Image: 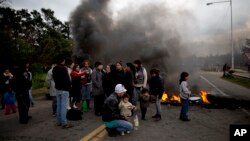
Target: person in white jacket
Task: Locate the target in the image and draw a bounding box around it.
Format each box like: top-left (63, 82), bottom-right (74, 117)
top-left (133, 60), bottom-right (147, 106)
top-left (179, 72), bottom-right (191, 121)
top-left (45, 64), bottom-right (57, 116)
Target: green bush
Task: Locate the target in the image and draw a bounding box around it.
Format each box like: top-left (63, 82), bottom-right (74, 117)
top-left (32, 63), bottom-right (43, 75)
top-left (32, 73), bottom-right (46, 89)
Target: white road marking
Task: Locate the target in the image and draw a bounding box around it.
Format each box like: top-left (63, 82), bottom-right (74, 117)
top-left (200, 75), bottom-right (229, 96)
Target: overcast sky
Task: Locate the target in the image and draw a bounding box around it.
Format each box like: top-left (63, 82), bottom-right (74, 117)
top-left (10, 0), bottom-right (250, 56)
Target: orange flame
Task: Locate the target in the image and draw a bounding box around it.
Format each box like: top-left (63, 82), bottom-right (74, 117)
top-left (200, 90), bottom-right (210, 104)
top-left (161, 91), bottom-right (168, 102)
top-left (170, 94), bottom-right (181, 103)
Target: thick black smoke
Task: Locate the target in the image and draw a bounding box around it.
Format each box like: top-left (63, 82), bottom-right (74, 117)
top-left (70, 0), bottom-right (190, 73)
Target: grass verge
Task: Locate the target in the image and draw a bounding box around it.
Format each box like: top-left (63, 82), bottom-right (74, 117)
top-left (222, 75), bottom-right (250, 89)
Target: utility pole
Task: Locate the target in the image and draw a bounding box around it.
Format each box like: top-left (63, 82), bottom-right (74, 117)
top-left (207, 0), bottom-right (234, 69)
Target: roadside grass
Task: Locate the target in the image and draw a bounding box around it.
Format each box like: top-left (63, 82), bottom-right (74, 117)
top-left (32, 73), bottom-right (46, 89)
top-left (222, 75), bottom-right (250, 89)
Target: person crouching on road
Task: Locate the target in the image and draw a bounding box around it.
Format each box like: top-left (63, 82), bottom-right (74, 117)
top-left (102, 84), bottom-right (133, 136)
top-left (179, 72), bottom-right (191, 121)
top-left (119, 93), bottom-right (135, 119)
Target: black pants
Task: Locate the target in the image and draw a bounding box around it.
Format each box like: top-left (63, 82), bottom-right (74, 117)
top-left (94, 95), bottom-right (105, 114)
top-left (140, 107), bottom-right (147, 119)
top-left (17, 97), bottom-right (30, 124)
top-left (1, 92), bottom-right (5, 109)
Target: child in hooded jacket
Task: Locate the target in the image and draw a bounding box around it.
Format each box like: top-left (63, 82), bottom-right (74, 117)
top-left (119, 94), bottom-right (135, 118)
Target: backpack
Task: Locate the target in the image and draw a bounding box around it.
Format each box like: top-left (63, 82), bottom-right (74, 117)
top-left (66, 109), bottom-right (82, 120)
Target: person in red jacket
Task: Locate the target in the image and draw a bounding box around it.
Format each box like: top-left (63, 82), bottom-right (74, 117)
top-left (71, 64), bottom-right (85, 110)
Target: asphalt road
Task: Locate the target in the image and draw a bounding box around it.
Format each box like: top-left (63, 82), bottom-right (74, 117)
top-left (0, 71), bottom-right (249, 141)
top-left (0, 97), bottom-right (103, 141)
top-left (198, 71), bottom-right (250, 100)
top-left (103, 71), bottom-right (250, 141)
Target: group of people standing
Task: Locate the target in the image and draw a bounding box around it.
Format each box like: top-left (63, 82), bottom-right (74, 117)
top-left (45, 55), bottom-right (166, 130)
top-left (0, 54), bottom-right (192, 136)
top-left (0, 63), bottom-right (34, 124)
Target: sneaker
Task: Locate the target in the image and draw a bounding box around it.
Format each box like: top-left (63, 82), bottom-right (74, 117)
top-left (62, 124), bottom-right (74, 129)
top-left (126, 131), bottom-right (130, 134)
top-left (120, 132), bottom-right (125, 136)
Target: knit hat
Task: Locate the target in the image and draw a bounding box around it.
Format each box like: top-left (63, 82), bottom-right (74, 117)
top-left (115, 84), bottom-right (127, 93)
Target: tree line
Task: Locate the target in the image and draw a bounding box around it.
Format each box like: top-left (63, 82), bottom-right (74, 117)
top-left (0, 3), bottom-right (73, 71)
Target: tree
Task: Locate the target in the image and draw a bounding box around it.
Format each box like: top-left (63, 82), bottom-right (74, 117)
top-left (0, 6), bottom-right (73, 69)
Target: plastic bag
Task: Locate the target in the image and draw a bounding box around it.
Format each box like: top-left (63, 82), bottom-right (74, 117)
top-left (134, 114), bottom-right (139, 130)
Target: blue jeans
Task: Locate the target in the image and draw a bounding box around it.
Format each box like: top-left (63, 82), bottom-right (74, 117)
top-left (180, 98), bottom-right (189, 119)
top-left (28, 89), bottom-right (34, 104)
top-left (155, 95), bottom-right (162, 115)
top-left (132, 87), bottom-right (141, 106)
top-left (105, 120), bottom-right (133, 132)
top-left (51, 96), bottom-right (57, 114)
top-left (82, 84), bottom-right (91, 100)
top-left (56, 90), bottom-right (69, 126)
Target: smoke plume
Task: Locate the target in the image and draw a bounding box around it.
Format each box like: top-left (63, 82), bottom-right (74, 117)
top-left (70, 0), bottom-right (193, 73)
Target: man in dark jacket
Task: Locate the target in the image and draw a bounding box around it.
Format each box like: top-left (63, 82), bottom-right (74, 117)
top-left (14, 65), bottom-right (32, 124)
top-left (149, 68), bottom-right (164, 121)
top-left (52, 56), bottom-right (72, 129)
top-left (102, 84), bottom-right (133, 136)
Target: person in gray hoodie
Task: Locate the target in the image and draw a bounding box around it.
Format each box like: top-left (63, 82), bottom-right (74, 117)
top-left (91, 61), bottom-right (105, 116)
top-left (179, 72), bottom-right (191, 121)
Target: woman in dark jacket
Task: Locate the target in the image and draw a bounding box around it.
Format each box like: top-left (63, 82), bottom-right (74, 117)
top-left (92, 61), bottom-right (105, 116)
top-left (149, 68), bottom-right (164, 121)
top-left (114, 62), bottom-right (125, 86)
top-left (103, 64), bottom-right (116, 97)
top-left (124, 63), bottom-right (135, 103)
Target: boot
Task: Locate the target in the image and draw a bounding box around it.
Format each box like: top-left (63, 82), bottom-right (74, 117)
top-left (106, 127), bottom-right (117, 137)
top-left (87, 100), bottom-right (91, 109)
top-left (155, 115), bottom-right (161, 121)
top-left (152, 114), bottom-right (158, 118)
